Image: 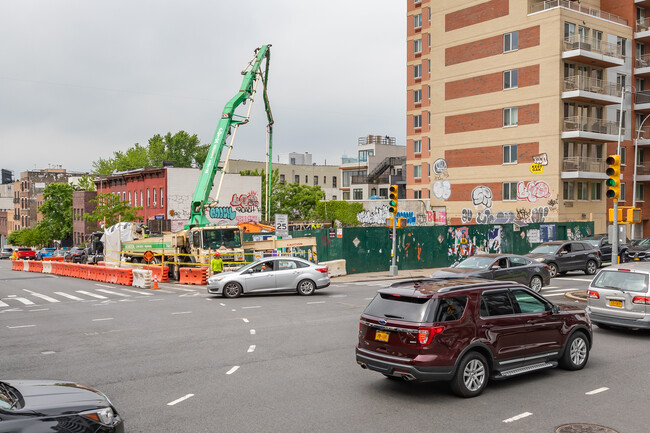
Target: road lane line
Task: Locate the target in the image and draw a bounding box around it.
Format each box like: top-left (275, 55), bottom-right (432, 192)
top-left (24, 290), bottom-right (60, 303)
top-left (55, 292), bottom-right (85, 301)
top-left (76, 291), bottom-right (108, 299)
top-left (7, 296), bottom-right (35, 305)
top-left (92, 318), bottom-right (114, 322)
top-left (242, 318), bottom-right (249, 323)
top-left (7, 325), bottom-right (36, 329)
top-left (248, 345), bottom-right (256, 353)
top-left (95, 284), bottom-right (115, 289)
top-left (226, 366), bottom-right (240, 375)
top-left (586, 387), bottom-right (609, 395)
top-left (242, 306), bottom-right (261, 309)
top-left (544, 288), bottom-right (571, 293)
top-left (172, 311), bottom-right (192, 315)
top-left (96, 289), bottom-right (130, 297)
top-left (503, 412), bottom-right (533, 423)
top-left (556, 277), bottom-right (593, 282)
top-left (121, 289), bottom-right (153, 296)
top-left (167, 394), bottom-right (194, 406)
top-left (28, 308), bottom-right (49, 312)
top-left (0, 300), bottom-right (9, 307)
top-left (543, 286), bottom-right (560, 289)
top-left (220, 303), bottom-right (226, 306)
top-left (250, 329), bottom-right (256, 335)
top-left (307, 301), bottom-right (325, 304)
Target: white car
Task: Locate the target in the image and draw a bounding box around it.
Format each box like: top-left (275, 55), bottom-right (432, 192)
top-left (207, 256), bottom-right (330, 298)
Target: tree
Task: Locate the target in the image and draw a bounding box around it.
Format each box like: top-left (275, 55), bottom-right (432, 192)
top-left (273, 183), bottom-right (325, 220)
top-left (83, 193), bottom-right (142, 228)
top-left (38, 183), bottom-right (75, 241)
top-left (7, 225), bottom-right (49, 247)
top-left (313, 201), bottom-right (364, 226)
top-left (76, 174), bottom-right (96, 191)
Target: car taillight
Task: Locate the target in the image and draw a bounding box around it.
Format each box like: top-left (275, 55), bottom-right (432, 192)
top-left (418, 326), bottom-right (445, 345)
top-left (588, 290), bottom-right (600, 299)
top-left (545, 265), bottom-right (550, 270)
top-left (315, 267), bottom-right (329, 274)
top-left (633, 296), bottom-right (650, 305)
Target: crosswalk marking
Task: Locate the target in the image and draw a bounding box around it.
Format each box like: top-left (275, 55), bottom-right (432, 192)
top-left (76, 290), bottom-right (108, 299)
top-left (0, 300), bottom-right (9, 307)
top-left (24, 290), bottom-right (60, 303)
top-left (96, 289), bottom-right (130, 297)
top-left (7, 296), bottom-right (34, 305)
top-left (121, 288), bottom-right (153, 296)
top-left (54, 292), bottom-right (85, 301)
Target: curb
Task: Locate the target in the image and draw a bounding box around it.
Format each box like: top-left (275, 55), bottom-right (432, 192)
top-left (565, 290), bottom-right (588, 302)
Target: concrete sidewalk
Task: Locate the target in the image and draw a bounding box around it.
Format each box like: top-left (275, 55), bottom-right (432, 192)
top-left (331, 268), bottom-right (438, 283)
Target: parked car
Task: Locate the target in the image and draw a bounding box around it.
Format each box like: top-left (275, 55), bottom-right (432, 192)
top-left (430, 254), bottom-right (551, 292)
top-left (525, 240), bottom-right (601, 277)
top-left (207, 256), bottom-right (330, 298)
top-left (586, 262), bottom-right (650, 330)
top-left (583, 234), bottom-right (629, 263)
top-left (355, 278), bottom-right (592, 397)
top-left (624, 237), bottom-right (650, 262)
top-left (64, 247), bottom-right (87, 263)
top-left (15, 247), bottom-right (36, 260)
top-left (0, 379), bottom-right (124, 432)
top-left (0, 247), bottom-right (13, 259)
top-left (36, 247), bottom-right (56, 260)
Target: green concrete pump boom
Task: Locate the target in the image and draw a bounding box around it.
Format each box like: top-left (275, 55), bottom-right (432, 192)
top-left (187, 44), bottom-right (273, 228)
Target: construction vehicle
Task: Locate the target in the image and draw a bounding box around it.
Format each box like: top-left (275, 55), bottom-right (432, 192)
top-left (238, 221), bottom-right (275, 233)
top-left (84, 232), bottom-right (104, 264)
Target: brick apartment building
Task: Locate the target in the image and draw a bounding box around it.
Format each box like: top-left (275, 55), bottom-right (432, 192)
top-left (412, 0), bottom-right (650, 235)
top-left (72, 190), bottom-right (99, 246)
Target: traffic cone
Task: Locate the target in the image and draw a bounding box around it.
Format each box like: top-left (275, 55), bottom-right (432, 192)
top-left (152, 274), bottom-right (159, 290)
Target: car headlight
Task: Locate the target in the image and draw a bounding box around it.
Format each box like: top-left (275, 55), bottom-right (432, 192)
top-left (81, 407), bottom-right (115, 426)
top-left (535, 257), bottom-right (546, 262)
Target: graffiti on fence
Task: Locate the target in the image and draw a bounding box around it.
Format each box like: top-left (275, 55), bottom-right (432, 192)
top-left (448, 226), bottom-right (476, 261)
top-left (487, 226), bottom-right (502, 253)
top-left (357, 205), bottom-right (390, 225)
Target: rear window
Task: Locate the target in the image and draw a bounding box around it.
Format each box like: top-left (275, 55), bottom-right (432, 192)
top-left (364, 293), bottom-right (432, 323)
top-left (592, 270), bottom-right (649, 293)
top-left (18, 248), bottom-right (31, 252)
top-left (434, 297), bottom-right (467, 322)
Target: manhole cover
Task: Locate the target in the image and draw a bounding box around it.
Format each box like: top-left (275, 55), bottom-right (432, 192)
top-left (556, 424), bottom-right (619, 433)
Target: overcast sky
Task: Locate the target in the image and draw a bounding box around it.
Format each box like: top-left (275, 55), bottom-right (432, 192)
top-left (0, 1), bottom-right (406, 177)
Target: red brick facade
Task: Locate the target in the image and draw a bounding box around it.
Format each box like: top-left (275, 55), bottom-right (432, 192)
top-left (447, 182), bottom-right (503, 202)
top-left (445, 26), bottom-right (540, 66)
top-left (445, 103), bottom-right (539, 134)
top-left (445, 142), bottom-right (540, 168)
top-left (445, 0), bottom-right (509, 32)
top-left (445, 65), bottom-right (539, 100)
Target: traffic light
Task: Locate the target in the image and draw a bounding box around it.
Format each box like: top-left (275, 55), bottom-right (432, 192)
top-left (627, 208), bottom-right (642, 223)
top-left (388, 185), bottom-right (398, 215)
top-left (605, 154), bottom-right (621, 200)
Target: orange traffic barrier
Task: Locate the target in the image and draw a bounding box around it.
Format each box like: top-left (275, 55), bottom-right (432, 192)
top-left (12, 260), bottom-right (24, 271)
top-left (143, 265), bottom-right (169, 283)
top-left (43, 256), bottom-right (64, 262)
top-left (29, 261), bottom-right (43, 273)
top-left (179, 267), bottom-right (208, 285)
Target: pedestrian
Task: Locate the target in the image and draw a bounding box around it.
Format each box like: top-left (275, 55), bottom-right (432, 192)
top-left (211, 252), bottom-right (223, 276)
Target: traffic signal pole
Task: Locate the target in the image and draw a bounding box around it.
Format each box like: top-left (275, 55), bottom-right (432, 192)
top-left (389, 184), bottom-right (398, 276)
top-left (612, 89), bottom-right (625, 265)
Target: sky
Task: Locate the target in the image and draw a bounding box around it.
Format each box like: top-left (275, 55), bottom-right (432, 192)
top-left (0, 0), bottom-right (406, 177)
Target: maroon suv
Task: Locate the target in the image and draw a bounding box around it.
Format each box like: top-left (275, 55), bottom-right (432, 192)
top-left (356, 278), bottom-right (592, 397)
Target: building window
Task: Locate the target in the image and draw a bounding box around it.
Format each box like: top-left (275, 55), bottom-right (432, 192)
top-left (503, 144), bottom-right (518, 164)
top-left (332, 195), bottom-right (337, 200)
top-left (147, 189), bottom-right (151, 207)
top-left (324, 176), bottom-right (327, 185)
top-left (414, 139), bottom-right (422, 154)
top-left (414, 190), bottom-right (422, 199)
top-left (414, 89), bottom-right (422, 104)
top-left (414, 165), bottom-right (422, 178)
top-left (503, 182), bottom-right (517, 201)
top-left (577, 182), bottom-right (588, 200)
top-left (414, 13), bottom-right (422, 29)
top-left (503, 31), bottom-right (519, 52)
top-left (153, 188), bottom-right (157, 206)
top-left (295, 175), bottom-right (300, 184)
top-left (414, 114), bottom-right (422, 129)
top-left (617, 36), bottom-right (627, 56)
top-left (332, 176), bottom-right (337, 187)
top-left (279, 174), bottom-right (285, 184)
top-left (353, 189), bottom-right (363, 200)
top-left (305, 175), bottom-right (308, 183)
top-left (503, 107), bottom-right (518, 127)
top-left (503, 69), bottom-right (518, 89)
top-left (140, 190), bottom-right (143, 207)
top-left (636, 183), bottom-right (645, 202)
top-left (621, 147), bottom-right (627, 166)
top-left (591, 182), bottom-right (602, 200)
top-left (371, 188), bottom-right (377, 196)
top-left (414, 39), bottom-right (422, 54)
top-left (160, 188), bottom-right (164, 207)
top-left (621, 183), bottom-right (626, 201)
top-left (314, 176), bottom-right (318, 185)
top-left (563, 181), bottom-right (574, 200)
top-left (414, 64), bottom-right (422, 79)
top-left (359, 150), bottom-right (374, 162)
top-left (343, 191), bottom-right (350, 200)
top-left (129, 191), bottom-right (132, 205)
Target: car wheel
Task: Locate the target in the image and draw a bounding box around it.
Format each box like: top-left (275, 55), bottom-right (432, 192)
top-left (529, 275), bottom-right (543, 293)
top-left (297, 279), bottom-right (316, 296)
top-left (548, 263), bottom-right (558, 278)
top-left (450, 352), bottom-right (489, 398)
top-left (560, 332), bottom-right (589, 371)
top-left (222, 282), bottom-right (242, 298)
top-left (585, 260), bottom-right (598, 275)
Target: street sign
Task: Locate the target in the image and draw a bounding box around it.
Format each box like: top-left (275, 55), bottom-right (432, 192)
top-left (154, 214), bottom-right (164, 220)
top-left (275, 214), bottom-right (289, 237)
top-left (143, 250), bottom-right (155, 263)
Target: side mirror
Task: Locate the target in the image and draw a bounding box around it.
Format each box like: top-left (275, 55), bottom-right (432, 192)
top-left (491, 265), bottom-right (501, 270)
top-left (558, 251), bottom-right (566, 255)
top-left (551, 304), bottom-right (559, 314)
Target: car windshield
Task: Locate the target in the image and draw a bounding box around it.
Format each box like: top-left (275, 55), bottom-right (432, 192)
top-left (636, 238), bottom-right (650, 246)
top-left (202, 228), bottom-right (241, 249)
top-left (530, 244), bottom-right (560, 254)
top-left (592, 270), bottom-right (649, 293)
top-left (455, 256), bottom-right (495, 269)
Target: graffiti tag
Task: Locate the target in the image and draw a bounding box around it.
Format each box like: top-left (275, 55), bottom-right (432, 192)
top-left (472, 186), bottom-right (493, 208)
top-left (532, 153), bottom-right (548, 166)
top-left (209, 206), bottom-right (237, 220)
top-left (432, 180), bottom-right (451, 200)
top-left (461, 208), bottom-right (473, 224)
top-left (432, 158), bottom-right (449, 179)
top-left (517, 181), bottom-right (551, 203)
top-left (396, 211), bottom-right (416, 226)
top-left (357, 205), bottom-right (390, 225)
top-left (230, 191), bottom-right (260, 213)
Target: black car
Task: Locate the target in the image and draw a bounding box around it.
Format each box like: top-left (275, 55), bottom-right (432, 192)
top-left (525, 240), bottom-right (601, 277)
top-left (64, 247), bottom-right (87, 263)
top-left (624, 237), bottom-right (650, 262)
top-left (583, 234), bottom-right (629, 263)
top-left (430, 254), bottom-right (551, 292)
top-left (0, 379), bottom-right (124, 432)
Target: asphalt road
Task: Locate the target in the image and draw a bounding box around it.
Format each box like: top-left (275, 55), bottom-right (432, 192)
top-left (2, 261), bottom-right (648, 433)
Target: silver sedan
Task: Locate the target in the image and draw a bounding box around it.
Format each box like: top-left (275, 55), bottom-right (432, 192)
top-left (207, 257), bottom-right (331, 298)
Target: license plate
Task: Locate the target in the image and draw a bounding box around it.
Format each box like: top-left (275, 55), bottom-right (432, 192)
top-left (375, 330), bottom-right (390, 342)
top-left (635, 258), bottom-right (640, 261)
top-left (609, 300), bottom-right (623, 308)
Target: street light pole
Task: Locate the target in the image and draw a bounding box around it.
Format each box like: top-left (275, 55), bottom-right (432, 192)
top-left (632, 114), bottom-right (650, 240)
top-left (612, 88), bottom-right (627, 265)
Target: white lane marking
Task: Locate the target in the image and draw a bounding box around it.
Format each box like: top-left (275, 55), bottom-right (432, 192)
top-left (242, 318), bottom-right (249, 323)
top-left (248, 345), bottom-right (256, 353)
top-left (167, 394), bottom-right (194, 406)
top-left (556, 277), bottom-right (593, 282)
top-left (307, 301), bottom-right (325, 304)
top-left (7, 325), bottom-right (36, 329)
top-left (95, 284), bottom-right (115, 289)
top-left (328, 294), bottom-right (347, 298)
top-left (121, 289), bottom-right (153, 296)
top-left (154, 289), bottom-right (174, 293)
top-left (242, 306), bottom-right (261, 309)
top-left (543, 286), bottom-right (560, 289)
top-left (7, 296), bottom-right (35, 305)
top-left (544, 293), bottom-right (566, 297)
top-left (220, 303), bottom-right (226, 306)
top-left (503, 412), bottom-right (533, 423)
top-left (29, 308), bottom-right (49, 312)
top-left (55, 292), bottom-right (85, 301)
top-left (41, 351), bottom-right (56, 355)
top-left (92, 318), bottom-right (114, 322)
top-left (231, 309), bottom-right (236, 312)
top-left (149, 298), bottom-right (165, 302)
top-left (586, 387), bottom-right (609, 395)
top-left (0, 300), bottom-right (9, 307)
top-left (0, 308), bottom-right (23, 313)
top-left (24, 290), bottom-right (60, 303)
top-left (166, 287), bottom-right (197, 292)
top-left (76, 291), bottom-right (108, 299)
top-left (544, 288), bottom-right (570, 293)
top-left (365, 297), bottom-right (374, 300)
top-left (226, 366), bottom-right (240, 375)
top-left (250, 329), bottom-right (256, 335)
top-left (96, 289), bottom-right (130, 297)
top-left (172, 311), bottom-right (192, 315)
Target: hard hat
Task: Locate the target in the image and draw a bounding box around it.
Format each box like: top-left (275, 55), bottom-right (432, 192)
top-left (215, 252), bottom-right (220, 257)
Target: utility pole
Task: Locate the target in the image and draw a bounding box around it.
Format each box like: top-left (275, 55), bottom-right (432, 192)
top-left (388, 184), bottom-right (398, 276)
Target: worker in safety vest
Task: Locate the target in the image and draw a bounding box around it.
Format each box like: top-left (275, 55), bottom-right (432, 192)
top-left (210, 252), bottom-right (223, 275)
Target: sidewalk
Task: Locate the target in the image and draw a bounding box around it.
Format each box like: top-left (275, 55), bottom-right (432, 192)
top-left (331, 268), bottom-right (439, 283)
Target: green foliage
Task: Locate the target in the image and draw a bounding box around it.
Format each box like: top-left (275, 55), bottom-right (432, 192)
top-left (273, 183), bottom-right (325, 220)
top-left (75, 174), bottom-right (96, 191)
top-left (91, 131), bottom-right (209, 174)
top-left (313, 201), bottom-right (363, 226)
top-left (7, 224), bottom-right (49, 247)
top-left (38, 183), bottom-right (75, 241)
top-left (83, 193), bottom-right (142, 228)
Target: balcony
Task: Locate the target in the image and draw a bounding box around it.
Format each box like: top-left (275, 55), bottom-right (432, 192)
top-left (635, 90), bottom-right (650, 113)
top-left (637, 0), bottom-right (650, 8)
top-left (351, 174), bottom-right (391, 185)
top-left (637, 17), bottom-right (650, 43)
top-left (562, 75), bottom-right (621, 105)
top-left (635, 161), bottom-right (650, 181)
top-left (530, 1), bottom-right (628, 26)
top-left (562, 36), bottom-right (625, 68)
top-left (561, 157), bottom-right (608, 180)
top-left (637, 126), bottom-right (650, 146)
top-left (562, 116), bottom-right (622, 141)
top-left (635, 54), bottom-right (650, 79)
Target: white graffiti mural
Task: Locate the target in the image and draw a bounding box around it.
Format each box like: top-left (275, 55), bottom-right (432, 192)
top-left (432, 158), bottom-right (449, 179)
top-left (471, 186), bottom-right (493, 208)
top-left (532, 153), bottom-right (548, 166)
top-left (432, 180), bottom-right (451, 200)
top-left (357, 205), bottom-right (391, 225)
top-left (517, 180), bottom-right (551, 203)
